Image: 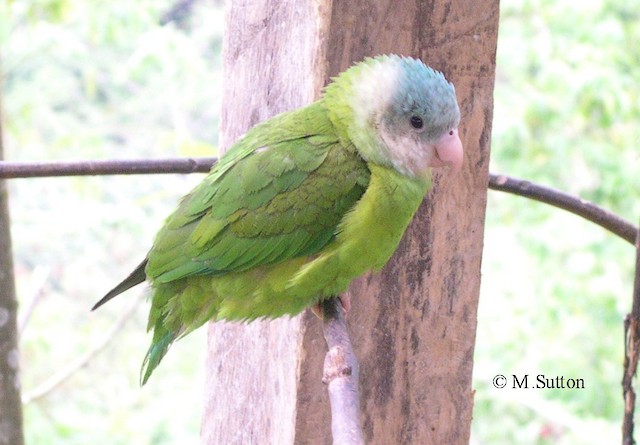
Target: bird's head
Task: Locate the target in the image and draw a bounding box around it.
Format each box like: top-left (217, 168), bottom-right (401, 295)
top-left (326, 55), bottom-right (463, 180)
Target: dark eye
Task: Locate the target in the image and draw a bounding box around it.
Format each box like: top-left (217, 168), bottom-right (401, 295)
top-left (410, 115), bottom-right (424, 130)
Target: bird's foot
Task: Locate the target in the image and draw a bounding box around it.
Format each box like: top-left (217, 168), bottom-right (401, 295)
top-left (310, 295), bottom-right (351, 320)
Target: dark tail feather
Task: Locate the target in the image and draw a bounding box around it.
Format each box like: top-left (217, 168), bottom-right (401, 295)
top-left (92, 259), bottom-right (148, 310)
top-left (141, 330), bottom-right (177, 385)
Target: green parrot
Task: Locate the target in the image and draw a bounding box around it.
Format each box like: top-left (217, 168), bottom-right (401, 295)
top-left (93, 54), bottom-right (463, 384)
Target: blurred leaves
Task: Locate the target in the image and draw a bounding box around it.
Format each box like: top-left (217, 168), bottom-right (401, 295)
top-left (3, 0), bottom-right (222, 160)
top-left (474, 0), bottom-right (640, 443)
top-left (3, 0), bottom-right (221, 443)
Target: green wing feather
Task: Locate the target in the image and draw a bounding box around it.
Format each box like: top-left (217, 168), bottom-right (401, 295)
top-left (140, 101), bottom-right (370, 383)
top-left (146, 102), bottom-right (368, 282)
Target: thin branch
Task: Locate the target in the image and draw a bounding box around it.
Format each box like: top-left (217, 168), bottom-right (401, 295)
top-left (17, 265), bottom-right (50, 337)
top-left (0, 158), bottom-right (217, 178)
top-left (2, 160), bottom-right (637, 245)
top-left (321, 297), bottom-right (364, 445)
top-left (622, 222), bottom-right (640, 445)
top-left (489, 173), bottom-right (638, 245)
top-left (22, 293), bottom-right (142, 404)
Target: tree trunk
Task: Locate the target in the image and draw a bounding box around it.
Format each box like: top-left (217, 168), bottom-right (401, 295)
top-left (200, 2), bottom-right (328, 444)
top-left (201, 0), bottom-right (499, 443)
top-left (0, 74), bottom-right (25, 445)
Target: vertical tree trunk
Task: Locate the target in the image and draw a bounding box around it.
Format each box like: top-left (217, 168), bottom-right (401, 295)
top-left (200, 2), bottom-right (329, 444)
top-left (201, 0), bottom-right (499, 443)
top-left (0, 74), bottom-right (25, 445)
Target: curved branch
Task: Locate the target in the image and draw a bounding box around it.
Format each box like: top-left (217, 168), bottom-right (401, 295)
top-left (489, 173), bottom-right (638, 245)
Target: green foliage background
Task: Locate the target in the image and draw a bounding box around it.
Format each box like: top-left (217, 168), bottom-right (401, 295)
top-left (475, 0), bottom-right (639, 443)
top-left (2, 0), bottom-right (639, 443)
top-left (3, 0), bottom-right (222, 443)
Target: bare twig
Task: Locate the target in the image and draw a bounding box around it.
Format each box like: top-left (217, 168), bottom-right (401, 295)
top-left (622, 222), bottom-right (640, 445)
top-left (0, 158), bottom-right (217, 178)
top-left (489, 173), bottom-right (637, 245)
top-left (17, 265), bottom-right (50, 337)
top-left (22, 293), bottom-right (142, 404)
top-left (321, 298), bottom-right (364, 445)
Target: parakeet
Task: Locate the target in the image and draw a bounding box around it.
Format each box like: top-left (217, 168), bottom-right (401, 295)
top-left (93, 54), bottom-right (463, 384)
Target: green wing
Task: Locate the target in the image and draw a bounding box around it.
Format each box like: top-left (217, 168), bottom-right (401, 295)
top-left (139, 101), bottom-right (369, 383)
top-left (145, 101), bottom-right (370, 285)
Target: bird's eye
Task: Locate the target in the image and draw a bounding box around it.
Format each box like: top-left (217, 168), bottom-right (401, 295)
top-left (449, 130), bottom-right (454, 136)
top-left (410, 115), bottom-right (424, 130)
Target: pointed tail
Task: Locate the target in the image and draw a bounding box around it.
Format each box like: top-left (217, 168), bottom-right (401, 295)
top-left (92, 259), bottom-right (148, 310)
top-left (140, 328), bottom-right (178, 385)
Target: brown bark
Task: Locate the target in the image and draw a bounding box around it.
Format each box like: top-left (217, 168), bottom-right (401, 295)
top-left (0, 77), bottom-right (25, 445)
top-left (622, 222), bottom-right (640, 445)
top-left (201, 0), bottom-right (499, 444)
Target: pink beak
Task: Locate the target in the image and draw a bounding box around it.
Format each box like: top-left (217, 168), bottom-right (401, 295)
top-left (430, 128), bottom-right (464, 175)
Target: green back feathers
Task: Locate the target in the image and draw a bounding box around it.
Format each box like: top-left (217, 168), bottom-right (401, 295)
top-left (145, 102), bottom-right (370, 283)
